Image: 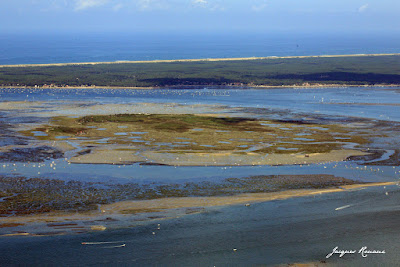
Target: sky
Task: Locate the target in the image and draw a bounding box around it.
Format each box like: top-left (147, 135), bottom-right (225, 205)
top-left (1, 0), bottom-right (399, 34)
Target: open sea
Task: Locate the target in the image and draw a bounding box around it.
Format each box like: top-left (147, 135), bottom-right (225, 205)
top-left (1, 32), bottom-right (400, 65)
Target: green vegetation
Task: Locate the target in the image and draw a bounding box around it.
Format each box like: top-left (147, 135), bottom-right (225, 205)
top-left (22, 114), bottom-right (372, 157)
top-left (78, 114), bottom-right (258, 132)
top-left (1, 55), bottom-right (400, 87)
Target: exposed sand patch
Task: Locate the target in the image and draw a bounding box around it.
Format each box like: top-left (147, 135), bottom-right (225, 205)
top-left (142, 149), bottom-right (368, 166)
top-left (53, 141), bottom-right (76, 152)
top-left (70, 148), bottom-right (144, 164)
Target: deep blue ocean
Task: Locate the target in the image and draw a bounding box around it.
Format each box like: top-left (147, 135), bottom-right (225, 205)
top-left (1, 32), bottom-right (400, 65)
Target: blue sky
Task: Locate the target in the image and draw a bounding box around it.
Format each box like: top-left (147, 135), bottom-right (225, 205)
top-left (1, 0), bottom-right (399, 33)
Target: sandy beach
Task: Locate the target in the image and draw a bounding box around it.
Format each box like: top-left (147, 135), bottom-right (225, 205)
top-left (1, 53), bottom-right (399, 69)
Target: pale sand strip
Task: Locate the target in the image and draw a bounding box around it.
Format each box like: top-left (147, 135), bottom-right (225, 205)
top-left (67, 149), bottom-right (367, 166)
top-left (1, 53), bottom-right (399, 68)
top-left (101, 182), bottom-right (396, 214)
top-left (141, 149), bottom-right (368, 166)
top-left (0, 182), bottom-right (395, 228)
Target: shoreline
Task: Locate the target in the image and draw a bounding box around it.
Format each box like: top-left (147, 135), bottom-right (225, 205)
top-left (1, 53), bottom-right (399, 68)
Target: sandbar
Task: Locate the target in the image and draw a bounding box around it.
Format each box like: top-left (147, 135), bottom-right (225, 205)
top-left (142, 149), bottom-right (368, 166)
top-left (0, 181), bottom-right (395, 236)
top-left (70, 148), bottom-right (144, 164)
top-left (1, 53), bottom-right (399, 68)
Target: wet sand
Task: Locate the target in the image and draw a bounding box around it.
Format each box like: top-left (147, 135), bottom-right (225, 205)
top-left (5, 102), bottom-right (373, 167)
top-left (69, 148), bottom-right (144, 164)
top-left (141, 149), bottom-right (368, 166)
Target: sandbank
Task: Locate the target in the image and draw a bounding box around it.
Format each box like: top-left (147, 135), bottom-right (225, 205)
top-left (141, 149), bottom-right (368, 166)
top-left (69, 148), bottom-right (144, 164)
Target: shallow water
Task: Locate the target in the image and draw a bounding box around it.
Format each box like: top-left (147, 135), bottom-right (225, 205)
top-left (1, 160), bottom-right (398, 185)
top-left (1, 86), bottom-right (400, 121)
top-left (0, 87), bottom-right (400, 184)
top-left (1, 87), bottom-right (400, 266)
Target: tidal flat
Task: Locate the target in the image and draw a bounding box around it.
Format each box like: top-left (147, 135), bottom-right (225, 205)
top-left (0, 87), bottom-right (400, 266)
top-left (21, 112), bottom-right (370, 166)
top-left (0, 174), bottom-right (395, 237)
top-left (0, 101), bottom-right (395, 222)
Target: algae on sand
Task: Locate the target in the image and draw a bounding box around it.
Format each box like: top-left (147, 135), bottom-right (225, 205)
top-left (21, 113), bottom-right (372, 166)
